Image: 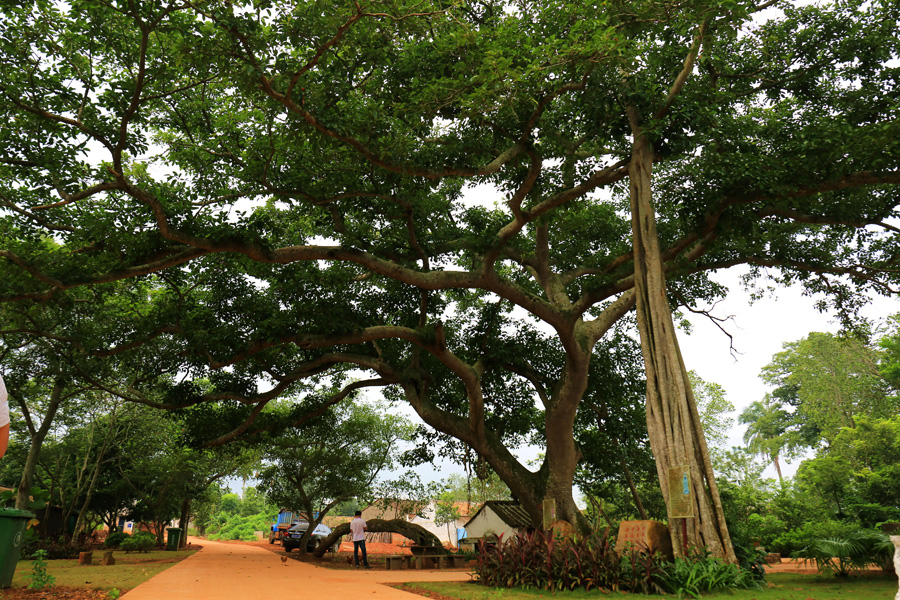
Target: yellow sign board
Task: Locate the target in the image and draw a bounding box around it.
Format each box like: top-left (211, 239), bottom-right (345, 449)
top-left (667, 465), bottom-right (694, 518)
top-left (542, 499), bottom-right (556, 530)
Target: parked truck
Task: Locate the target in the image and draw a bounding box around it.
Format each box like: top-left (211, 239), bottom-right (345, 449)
top-left (268, 509), bottom-right (302, 544)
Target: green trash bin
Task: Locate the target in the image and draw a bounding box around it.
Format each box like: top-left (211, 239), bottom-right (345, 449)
top-left (166, 527), bottom-right (182, 551)
top-left (0, 508), bottom-right (36, 588)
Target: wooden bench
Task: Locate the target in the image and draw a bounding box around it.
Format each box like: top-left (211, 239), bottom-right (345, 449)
top-left (410, 554), bottom-right (467, 569)
top-left (384, 555), bottom-right (413, 570)
top-left (412, 554), bottom-right (443, 569)
top-left (445, 555), bottom-right (467, 568)
top-left (402, 545), bottom-right (468, 570)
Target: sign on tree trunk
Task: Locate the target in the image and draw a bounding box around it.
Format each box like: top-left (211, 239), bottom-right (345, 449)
top-left (542, 499), bottom-right (556, 530)
top-left (667, 466), bottom-right (694, 518)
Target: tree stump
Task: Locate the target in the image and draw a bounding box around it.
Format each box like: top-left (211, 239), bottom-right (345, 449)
top-left (101, 550), bottom-right (115, 566)
top-left (78, 551), bottom-right (93, 566)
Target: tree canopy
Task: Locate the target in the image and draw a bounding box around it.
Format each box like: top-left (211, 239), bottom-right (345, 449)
top-left (761, 332), bottom-right (897, 445)
top-left (257, 399), bottom-right (410, 552)
top-left (2, 0), bottom-right (899, 558)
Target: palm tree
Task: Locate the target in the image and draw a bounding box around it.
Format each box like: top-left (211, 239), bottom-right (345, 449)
top-left (739, 395), bottom-right (799, 483)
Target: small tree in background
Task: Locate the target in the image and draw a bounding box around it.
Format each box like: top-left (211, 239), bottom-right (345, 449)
top-left (370, 471), bottom-right (434, 520)
top-left (441, 471), bottom-right (511, 505)
top-left (258, 400), bottom-right (412, 554)
top-left (762, 333), bottom-right (895, 445)
top-left (434, 495), bottom-right (462, 549)
top-left (739, 396), bottom-right (802, 483)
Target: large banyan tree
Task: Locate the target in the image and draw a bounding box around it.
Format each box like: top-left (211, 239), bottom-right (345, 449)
top-left (2, 0), bottom-right (899, 560)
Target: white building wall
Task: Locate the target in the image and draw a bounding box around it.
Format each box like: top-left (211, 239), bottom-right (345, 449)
top-left (464, 510), bottom-right (520, 540)
top-left (410, 505), bottom-right (469, 548)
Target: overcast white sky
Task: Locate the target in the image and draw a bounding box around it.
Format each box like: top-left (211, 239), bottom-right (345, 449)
top-left (679, 267), bottom-right (898, 478)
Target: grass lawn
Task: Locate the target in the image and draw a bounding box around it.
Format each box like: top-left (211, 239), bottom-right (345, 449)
top-left (398, 573), bottom-right (898, 600)
top-left (4, 549), bottom-right (197, 596)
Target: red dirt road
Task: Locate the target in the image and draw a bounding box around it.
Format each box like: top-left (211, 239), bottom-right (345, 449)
top-left (764, 557), bottom-right (891, 575)
top-left (122, 537), bottom-right (471, 600)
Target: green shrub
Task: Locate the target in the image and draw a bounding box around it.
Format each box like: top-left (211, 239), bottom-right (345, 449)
top-left (206, 513), bottom-right (271, 541)
top-left (473, 530), bottom-right (765, 596)
top-left (731, 540), bottom-right (768, 582)
top-left (744, 513), bottom-right (786, 550)
top-left (770, 519), bottom-right (858, 556)
top-left (23, 537), bottom-right (88, 560)
top-left (660, 550), bottom-right (760, 599)
top-left (794, 529), bottom-right (893, 577)
top-left (851, 503), bottom-right (900, 529)
top-left (121, 531), bottom-right (156, 553)
top-left (103, 532), bottom-right (131, 548)
top-left (455, 548), bottom-right (476, 561)
top-left (28, 549), bottom-right (55, 590)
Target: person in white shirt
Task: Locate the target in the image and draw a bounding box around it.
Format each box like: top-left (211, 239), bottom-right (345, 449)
top-left (349, 510), bottom-right (371, 569)
top-left (0, 374), bottom-right (9, 459)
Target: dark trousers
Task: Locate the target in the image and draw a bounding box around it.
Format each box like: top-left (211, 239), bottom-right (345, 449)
top-left (353, 540), bottom-right (368, 566)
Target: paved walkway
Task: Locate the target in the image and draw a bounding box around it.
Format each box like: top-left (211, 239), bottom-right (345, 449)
top-left (122, 538), bottom-right (471, 600)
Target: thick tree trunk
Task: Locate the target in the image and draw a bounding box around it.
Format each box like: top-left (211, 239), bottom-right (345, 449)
top-left (628, 128), bottom-right (737, 563)
top-left (154, 518), bottom-right (167, 547)
top-left (542, 354), bottom-right (591, 532)
top-left (16, 380), bottom-right (65, 510)
top-left (178, 499), bottom-right (191, 549)
top-left (403, 349), bottom-right (592, 534)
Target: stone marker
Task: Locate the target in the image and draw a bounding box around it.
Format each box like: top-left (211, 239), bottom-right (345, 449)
top-left (550, 519), bottom-right (576, 541)
top-left (78, 551), bottom-right (93, 566)
top-left (101, 550), bottom-right (115, 566)
top-left (891, 536), bottom-right (900, 600)
top-left (615, 521), bottom-right (674, 560)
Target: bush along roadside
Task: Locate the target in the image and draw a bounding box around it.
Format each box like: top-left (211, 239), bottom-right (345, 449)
top-left (103, 531), bottom-right (131, 549)
top-left (121, 531), bottom-right (157, 553)
top-left (473, 530), bottom-right (762, 596)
